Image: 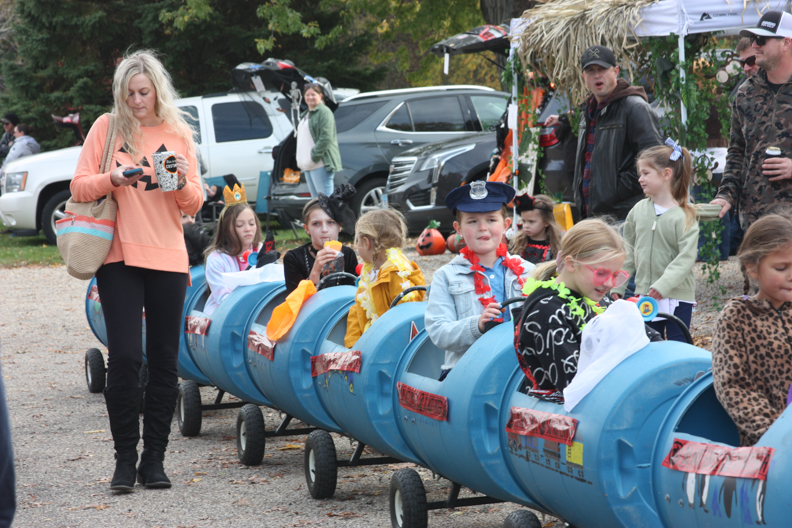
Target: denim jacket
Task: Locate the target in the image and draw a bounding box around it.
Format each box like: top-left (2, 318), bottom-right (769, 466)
top-left (425, 253), bottom-right (534, 369)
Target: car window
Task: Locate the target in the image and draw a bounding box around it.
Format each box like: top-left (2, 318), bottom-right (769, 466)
top-left (211, 101), bottom-right (273, 142)
top-left (180, 105), bottom-right (201, 144)
top-left (385, 103), bottom-right (413, 132)
top-left (407, 97), bottom-right (466, 132)
top-left (470, 96), bottom-right (507, 130)
top-left (335, 101), bottom-right (388, 133)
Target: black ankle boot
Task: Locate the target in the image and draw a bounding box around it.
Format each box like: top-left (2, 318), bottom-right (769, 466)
top-left (104, 389), bottom-right (141, 492)
top-left (111, 451), bottom-right (138, 491)
top-left (137, 449), bottom-right (171, 488)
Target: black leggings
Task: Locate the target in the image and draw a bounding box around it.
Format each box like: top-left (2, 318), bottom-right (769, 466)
top-left (96, 262), bottom-right (187, 393)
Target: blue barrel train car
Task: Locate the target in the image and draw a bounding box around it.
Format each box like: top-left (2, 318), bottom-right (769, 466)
top-left (83, 271), bottom-right (784, 528)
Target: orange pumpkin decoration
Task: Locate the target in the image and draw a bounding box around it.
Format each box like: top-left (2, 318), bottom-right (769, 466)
top-left (446, 233), bottom-right (466, 254)
top-left (416, 220), bottom-right (446, 256)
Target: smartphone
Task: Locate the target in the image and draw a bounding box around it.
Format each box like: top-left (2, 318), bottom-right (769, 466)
top-left (123, 168), bottom-right (143, 178)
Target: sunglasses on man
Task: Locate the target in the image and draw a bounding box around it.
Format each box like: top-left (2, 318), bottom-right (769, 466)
top-left (750, 35), bottom-right (784, 47)
top-left (737, 55), bottom-right (757, 66)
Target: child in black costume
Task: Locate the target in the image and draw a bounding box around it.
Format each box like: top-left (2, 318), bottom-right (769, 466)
top-left (510, 193), bottom-right (562, 265)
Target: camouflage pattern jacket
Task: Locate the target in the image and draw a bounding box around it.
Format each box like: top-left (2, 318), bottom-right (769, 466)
top-left (717, 69), bottom-right (792, 229)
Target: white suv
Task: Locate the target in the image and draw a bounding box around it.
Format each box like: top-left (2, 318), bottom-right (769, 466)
top-left (0, 90), bottom-right (294, 244)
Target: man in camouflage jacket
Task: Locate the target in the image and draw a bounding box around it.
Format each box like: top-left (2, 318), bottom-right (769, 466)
top-left (713, 11), bottom-right (792, 229)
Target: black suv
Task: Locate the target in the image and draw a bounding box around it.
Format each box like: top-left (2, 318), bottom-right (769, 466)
top-left (385, 91), bottom-right (576, 233)
top-left (270, 86), bottom-right (508, 223)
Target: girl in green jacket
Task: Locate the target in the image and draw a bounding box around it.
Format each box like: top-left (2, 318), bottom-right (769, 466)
top-left (611, 139), bottom-right (699, 341)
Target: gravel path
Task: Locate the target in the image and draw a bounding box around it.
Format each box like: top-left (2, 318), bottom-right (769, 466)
top-left (1, 253), bottom-right (744, 527)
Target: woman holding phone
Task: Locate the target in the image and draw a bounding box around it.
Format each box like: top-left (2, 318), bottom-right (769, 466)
top-left (71, 49), bottom-right (203, 492)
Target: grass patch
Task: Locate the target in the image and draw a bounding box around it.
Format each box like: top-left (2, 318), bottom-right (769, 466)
top-left (0, 218), bottom-right (312, 268)
top-left (0, 231), bottom-right (63, 268)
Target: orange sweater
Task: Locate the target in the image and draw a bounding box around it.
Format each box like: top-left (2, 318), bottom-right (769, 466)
top-left (71, 114), bottom-right (204, 274)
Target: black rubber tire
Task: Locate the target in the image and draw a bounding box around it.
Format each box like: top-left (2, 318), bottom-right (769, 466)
top-left (236, 404), bottom-right (266, 466)
top-left (351, 177), bottom-right (386, 218)
top-left (84, 348), bottom-right (106, 393)
top-left (176, 380), bottom-right (202, 437)
top-left (138, 363), bottom-right (148, 414)
top-left (42, 189), bottom-right (71, 245)
top-left (503, 510), bottom-right (543, 528)
top-left (389, 468), bottom-right (427, 528)
top-left (304, 430), bottom-right (337, 499)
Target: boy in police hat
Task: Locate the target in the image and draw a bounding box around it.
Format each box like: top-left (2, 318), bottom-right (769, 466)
top-left (425, 181), bottom-right (534, 380)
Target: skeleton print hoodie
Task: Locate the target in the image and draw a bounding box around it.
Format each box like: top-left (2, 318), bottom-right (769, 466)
top-left (515, 279), bottom-right (604, 401)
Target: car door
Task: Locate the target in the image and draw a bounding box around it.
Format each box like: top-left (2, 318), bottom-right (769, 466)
top-left (201, 95), bottom-right (280, 202)
top-left (373, 95), bottom-right (473, 163)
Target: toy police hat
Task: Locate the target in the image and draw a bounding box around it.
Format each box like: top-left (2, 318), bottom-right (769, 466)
top-left (740, 11), bottom-right (792, 39)
top-left (444, 181), bottom-right (516, 213)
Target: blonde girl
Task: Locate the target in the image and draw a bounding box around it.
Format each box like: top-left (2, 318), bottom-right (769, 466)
top-left (611, 139), bottom-right (701, 342)
top-left (344, 208), bottom-right (426, 347)
top-left (203, 201), bottom-right (262, 315)
top-left (713, 212), bottom-right (792, 446)
top-left (515, 219), bottom-right (628, 400)
top-left (511, 193), bottom-right (563, 264)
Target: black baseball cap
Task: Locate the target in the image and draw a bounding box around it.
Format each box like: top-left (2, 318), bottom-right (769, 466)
top-left (1, 112), bottom-right (18, 126)
top-left (581, 45), bottom-right (617, 70)
top-left (740, 11), bottom-right (792, 38)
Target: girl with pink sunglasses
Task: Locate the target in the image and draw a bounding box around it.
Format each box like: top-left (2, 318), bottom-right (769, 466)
top-left (515, 219), bottom-right (629, 402)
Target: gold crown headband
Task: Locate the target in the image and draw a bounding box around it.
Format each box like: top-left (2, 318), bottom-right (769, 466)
top-left (223, 184), bottom-right (247, 206)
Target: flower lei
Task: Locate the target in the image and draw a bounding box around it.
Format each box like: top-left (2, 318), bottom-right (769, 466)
top-left (356, 248), bottom-right (419, 332)
top-left (459, 244), bottom-right (526, 314)
top-left (521, 277), bottom-right (604, 330)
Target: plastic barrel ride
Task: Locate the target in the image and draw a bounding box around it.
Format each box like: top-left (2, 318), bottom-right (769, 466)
top-left (246, 286), bottom-right (356, 433)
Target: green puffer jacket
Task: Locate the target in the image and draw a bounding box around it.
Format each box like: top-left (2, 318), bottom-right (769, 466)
top-left (717, 69), bottom-right (792, 229)
top-left (306, 103), bottom-right (342, 173)
top-left (612, 199), bottom-right (721, 301)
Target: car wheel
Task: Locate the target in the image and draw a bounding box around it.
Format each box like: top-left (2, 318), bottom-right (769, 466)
top-left (352, 177), bottom-right (386, 216)
top-left (42, 190), bottom-right (71, 245)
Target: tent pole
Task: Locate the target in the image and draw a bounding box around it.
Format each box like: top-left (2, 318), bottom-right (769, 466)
top-left (511, 47), bottom-right (519, 226)
top-left (678, 33), bottom-right (688, 127)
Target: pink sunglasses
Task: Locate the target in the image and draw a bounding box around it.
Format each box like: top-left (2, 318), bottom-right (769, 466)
top-left (583, 264), bottom-right (630, 288)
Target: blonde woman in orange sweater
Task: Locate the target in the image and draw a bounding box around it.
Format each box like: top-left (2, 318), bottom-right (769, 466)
top-left (71, 50), bottom-right (203, 492)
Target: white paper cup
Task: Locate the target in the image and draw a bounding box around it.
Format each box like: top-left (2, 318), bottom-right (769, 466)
top-left (153, 151), bottom-right (178, 191)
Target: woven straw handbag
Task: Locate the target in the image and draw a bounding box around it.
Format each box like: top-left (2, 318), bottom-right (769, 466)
top-left (56, 113), bottom-right (118, 280)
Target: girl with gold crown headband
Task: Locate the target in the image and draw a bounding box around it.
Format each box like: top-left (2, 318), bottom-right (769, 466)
top-left (202, 182), bottom-right (264, 315)
top-left (343, 208), bottom-right (426, 348)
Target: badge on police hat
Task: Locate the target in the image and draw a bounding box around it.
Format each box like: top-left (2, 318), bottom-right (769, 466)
top-left (470, 180), bottom-right (488, 200)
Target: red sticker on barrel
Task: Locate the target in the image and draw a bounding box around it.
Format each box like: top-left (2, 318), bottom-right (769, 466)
top-left (505, 407), bottom-right (578, 446)
top-left (662, 438), bottom-right (774, 481)
top-left (185, 316), bottom-right (211, 336)
top-left (87, 285), bottom-right (101, 302)
top-left (247, 330), bottom-right (275, 361)
top-left (397, 382), bottom-right (448, 421)
top-left (310, 350), bottom-right (362, 377)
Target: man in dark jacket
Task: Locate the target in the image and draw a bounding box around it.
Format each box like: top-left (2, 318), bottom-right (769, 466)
top-left (0, 112), bottom-right (18, 160)
top-left (546, 46), bottom-right (662, 221)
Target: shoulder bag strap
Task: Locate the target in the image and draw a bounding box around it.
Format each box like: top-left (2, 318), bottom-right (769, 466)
top-left (99, 113), bottom-right (117, 200)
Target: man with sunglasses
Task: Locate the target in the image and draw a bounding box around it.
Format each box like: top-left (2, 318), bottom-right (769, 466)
top-left (729, 38), bottom-right (760, 101)
top-left (712, 11), bottom-right (792, 230)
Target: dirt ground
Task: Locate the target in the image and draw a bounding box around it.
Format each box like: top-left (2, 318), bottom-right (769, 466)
top-left (0, 252), bottom-right (744, 528)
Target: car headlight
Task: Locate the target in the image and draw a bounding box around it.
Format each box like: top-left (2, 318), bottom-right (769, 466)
top-left (418, 144), bottom-right (476, 173)
top-left (3, 171), bottom-right (27, 193)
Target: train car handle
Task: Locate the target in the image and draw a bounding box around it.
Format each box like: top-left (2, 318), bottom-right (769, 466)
top-left (500, 296), bottom-right (528, 309)
top-left (656, 312), bottom-right (694, 345)
top-left (317, 272), bottom-right (358, 291)
top-left (389, 286), bottom-right (428, 309)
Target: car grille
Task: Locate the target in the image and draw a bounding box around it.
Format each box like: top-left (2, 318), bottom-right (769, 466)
top-left (407, 189), bottom-right (432, 207)
top-left (387, 157), bottom-right (417, 193)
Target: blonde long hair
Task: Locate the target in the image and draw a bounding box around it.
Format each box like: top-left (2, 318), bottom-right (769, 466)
top-left (532, 218), bottom-right (624, 280)
top-left (636, 144), bottom-right (696, 230)
top-left (737, 211), bottom-right (792, 295)
top-left (112, 49), bottom-right (195, 164)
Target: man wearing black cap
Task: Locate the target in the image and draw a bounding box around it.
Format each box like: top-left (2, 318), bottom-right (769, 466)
top-left (712, 10), bottom-right (792, 230)
top-left (546, 45), bottom-right (661, 221)
top-left (0, 112), bottom-right (19, 159)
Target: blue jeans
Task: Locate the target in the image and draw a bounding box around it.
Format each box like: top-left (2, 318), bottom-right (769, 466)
top-left (304, 166), bottom-right (334, 198)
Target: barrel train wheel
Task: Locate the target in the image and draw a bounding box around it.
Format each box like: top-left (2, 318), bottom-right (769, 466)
top-left (237, 404), bottom-right (266, 466)
top-left (177, 380), bottom-right (202, 437)
top-left (84, 348), bottom-right (106, 393)
top-left (304, 429), bottom-right (337, 499)
top-left (389, 468), bottom-right (427, 528)
top-left (503, 510), bottom-right (542, 528)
